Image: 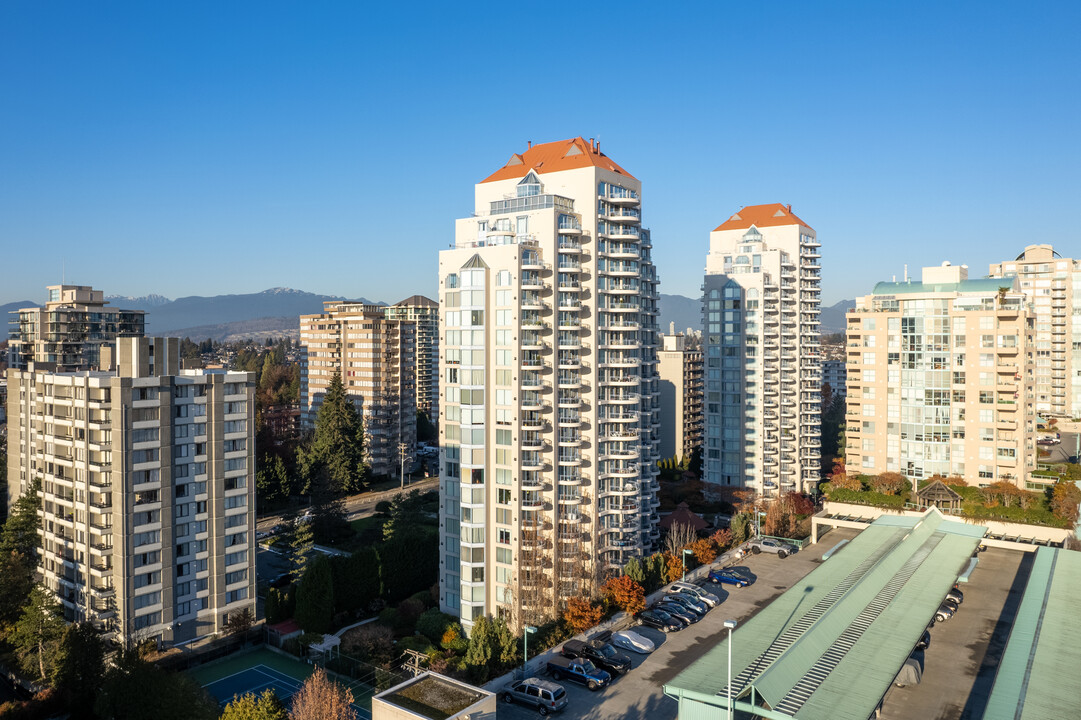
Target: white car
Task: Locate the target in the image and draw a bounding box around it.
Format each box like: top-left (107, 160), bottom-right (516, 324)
top-left (667, 581), bottom-right (721, 608)
top-left (611, 630), bottom-right (655, 654)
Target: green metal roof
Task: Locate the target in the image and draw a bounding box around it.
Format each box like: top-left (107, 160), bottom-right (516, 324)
top-left (871, 278), bottom-right (1012, 295)
top-left (664, 509), bottom-right (986, 720)
top-left (983, 547), bottom-right (1081, 720)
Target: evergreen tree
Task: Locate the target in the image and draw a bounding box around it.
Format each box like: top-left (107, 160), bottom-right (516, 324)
top-left (286, 516), bottom-right (315, 582)
top-left (463, 616), bottom-right (495, 682)
top-left (266, 588), bottom-right (283, 624)
top-left (221, 689), bottom-right (289, 720)
top-left (623, 557), bottom-right (645, 585)
top-left (298, 372), bottom-right (368, 494)
top-left (12, 584), bottom-right (66, 683)
top-left (51, 622), bottom-right (105, 718)
top-left (331, 547), bottom-right (380, 614)
top-left (256, 454), bottom-right (291, 504)
top-left (295, 555), bottom-right (334, 634)
top-left (416, 410), bottom-right (437, 443)
top-left (493, 616), bottom-right (520, 666)
top-left (0, 480), bottom-right (40, 634)
top-left (95, 647), bottom-right (220, 720)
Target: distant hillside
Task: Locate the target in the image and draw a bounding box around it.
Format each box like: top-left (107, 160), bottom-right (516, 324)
top-left (105, 293), bottom-right (171, 312)
top-left (162, 316), bottom-right (301, 343)
top-left (0, 300), bottom-right (39, 319)
top-left (820, 299), bottom-right (855, 334)
top-left (144, 288), bottom-right (378, 335)
top-left (658, 293), bottom-right (701, 335)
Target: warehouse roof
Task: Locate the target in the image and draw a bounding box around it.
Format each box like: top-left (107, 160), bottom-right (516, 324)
top-left (983, 546), bottom-right (1081, 720)
top-left (664, 509), bottom-right (986, 720)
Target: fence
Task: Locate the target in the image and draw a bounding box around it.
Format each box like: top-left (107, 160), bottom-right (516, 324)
top-left (156, 627), bottom-right (264, 672)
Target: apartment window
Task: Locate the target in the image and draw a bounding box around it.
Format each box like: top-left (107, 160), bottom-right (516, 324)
top-left (226, 588), bottom-right (248, 604)
top-left (497, 529), bottom-right (511, 544)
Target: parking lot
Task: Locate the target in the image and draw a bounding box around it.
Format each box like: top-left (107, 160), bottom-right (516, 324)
top-left (498, 532), bottom-right (1035, 720)
top-left (879, 546), bottom-right (1032, 720)
top-left (498, 529), bottom-right (861, 720)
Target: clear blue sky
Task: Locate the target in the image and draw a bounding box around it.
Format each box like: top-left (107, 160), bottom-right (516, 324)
top-left (2, 1), bottom-right (1078, 307)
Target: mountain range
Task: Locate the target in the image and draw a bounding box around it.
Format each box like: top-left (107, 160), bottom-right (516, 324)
top-left (4, 289), bottom-right (853, 343)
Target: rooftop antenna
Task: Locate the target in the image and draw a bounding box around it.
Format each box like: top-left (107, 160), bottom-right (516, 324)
top-left (62, 258), bottom-right (65, 285)
top-left (904, 264), bottom-right (908, 282)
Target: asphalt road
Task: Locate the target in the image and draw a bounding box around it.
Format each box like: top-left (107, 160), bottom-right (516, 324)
top-left (1039, 431), bottom-right (1078, 464)
top-left (255, 476), bottom-right (439, 533)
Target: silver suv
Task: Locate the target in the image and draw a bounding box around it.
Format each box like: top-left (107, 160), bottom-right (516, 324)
top-left (502, 677), bottom-right (568, 715)
top-left (748, 537), bottom-right (799, 558)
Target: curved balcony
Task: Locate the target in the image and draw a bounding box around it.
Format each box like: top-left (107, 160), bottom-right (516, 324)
top-left (603, 393), bottom-right (640, 405)
top-left (603, 411), bottom-right (639, 424)
top-left (557, 261), bottom-right (583, 273)
top-left (522, 257), bottom-right (549, 272)
top-left (601, 283), bottom-right (640, 295)
top-left (557, 493), bottom-right (582, 506)
top-left (521, 497), bottom-right (545, 510)
top-left (558, 280), bottom-right (582, 292)
top-left (557, 397), bottom-right (583, 409)
top-left (602, 302), bottom-right (639, 313)
top-left (604, 209), bottom-right (641, 224)
top-left (603, 321), bottom-right (639, 331)
top-left (598, 356), bottom-right (640, 368)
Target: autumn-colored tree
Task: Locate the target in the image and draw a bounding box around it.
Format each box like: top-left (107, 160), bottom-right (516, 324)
top-left (691, 538), bottom-right (717, 565)
top-left (562, 596), bottom-right (604, 634)
top-left (732, 489), bottom-right (757, 513)
top-left (946, 475), bottom-right (967, 487)
top-left (1050, 480), bottom-right (1081, 524)
top-left (761, 500), bottom-right (793, 539)
top-left (662, 553), bottom-right (684, 584)
top-left (709, 528), bottom-right (733, 553)
top-left (290, 667), bottom-right (356, 720)
top-left (870, 472), bottom-right (908, 496)
top-left (829, 472), bottom-right (863, 492)
top-left (600, 575), bottom-right (646, 615)
top-left (827, 459), bottom-right (848, 482)
top-left (982, 481), bottom-right (1026, 508)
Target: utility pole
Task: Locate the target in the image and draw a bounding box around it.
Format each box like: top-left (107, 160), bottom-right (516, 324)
top-left (399, 441), bottom-right (409, 490)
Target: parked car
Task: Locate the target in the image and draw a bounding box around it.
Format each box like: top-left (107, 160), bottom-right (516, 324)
top-left (545, 656), bottom-right (611, 691)
top-left (654, 601), bottom-right (698, 625)
top-left (916, 630), bottom-right (931, 650)
top-left (661, 592), bottom-right (709, 616)
top-left (934, 602), bottom-right (955, 623)
top-left (561, 639), bottom-right (632, 677)
top-left (270, 573), bottom-right (293, 589)
top-left (709, 568), bottom-right (753, 588)
top-left (747, 537), bottom-right (799, 558)
top-left (667, 581), bottom-right (721, 607)
top-left (636, 608), bottom-right (684, 632)
top-left (946, 587), bottom-right (964, 605)
top-left (501, 677), bottom-right (568, 715)
top-left (609, 630), bottom-right (655, 654)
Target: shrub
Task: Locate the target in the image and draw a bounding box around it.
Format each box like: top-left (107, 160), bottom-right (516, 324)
top-left (440, 624), bottom-right (469, 653)
top-left (397, 597), bottom-right (426, 630)
top-left (397, 634), bottom-right (435, 655)
top-left (374, 500), bottom-right (393, 514)
top-left (342, 623), bottom-right (395, 664)
top-left (416, 608), bottom-right (456, 644)
top-left (870, 472), bottom-right (909, 496)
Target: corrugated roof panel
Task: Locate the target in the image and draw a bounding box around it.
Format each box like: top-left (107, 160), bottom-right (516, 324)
top-left (984, 547), bottom-right (1081, 720)
top-left (665, 510), bottom-right (987, 720)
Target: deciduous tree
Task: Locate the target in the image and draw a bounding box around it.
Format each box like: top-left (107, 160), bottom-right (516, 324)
top-left (663, 522), bottom-right (698, 556)
top-left (224, 607), bottom-right (255, 635)
top-left (690, 537), bottom-right (717, 565)
top-left (600, 575), bottom-right (646, 615)
top-left (1050, 479), bottom-right (1081, 524)
top-left (562, 597), bottom-right (604, 634)
top-left (289, 667), bottom-right (356, 720)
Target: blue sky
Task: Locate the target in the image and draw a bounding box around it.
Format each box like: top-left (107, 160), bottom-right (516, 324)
top-left (2, 1), bottom-right (1078, 307)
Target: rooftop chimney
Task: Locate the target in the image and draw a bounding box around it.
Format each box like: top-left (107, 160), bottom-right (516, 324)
top-left (527, 140), bottom-right (532, 149)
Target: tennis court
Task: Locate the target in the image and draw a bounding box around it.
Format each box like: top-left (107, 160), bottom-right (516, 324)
top-left (193, 648), bottom-right (371, 718)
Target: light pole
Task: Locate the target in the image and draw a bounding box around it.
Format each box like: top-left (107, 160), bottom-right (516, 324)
top-left (682, 548), bottom-right (693, 582)
top-left (398, 442), bottom-right (410, 490)
top-left (523, 625), bottom-right (537, 679)
top-left (724, 619), bottom-right (738, 720)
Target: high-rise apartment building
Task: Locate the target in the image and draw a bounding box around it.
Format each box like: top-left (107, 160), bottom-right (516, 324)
top-left (989, 244), bottom-right (1081, 418)
top-left (844, 263), bottom-right (1037, 489)
top-left (300, 302), bottom-right (417, 477)
top-left (701, 204), bottom-right (821, 496)
top-left (8, 285), bottom-right (144, 372)
top-left (822, 359), bottom-right (847, 399)
top-left (6, 337), bottom-right (257, 643)
top-left (384, 296), bottom-right (440, 419)
top-left (657, 332), bottom-right (704, 461)
top-left (438, 137), bottom-right (661, 630)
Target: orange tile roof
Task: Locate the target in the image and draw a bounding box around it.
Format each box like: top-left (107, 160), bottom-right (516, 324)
top-left (480, 137), bottom-right (635, 183)
top-left (713, 203), bottom-right (813, 232)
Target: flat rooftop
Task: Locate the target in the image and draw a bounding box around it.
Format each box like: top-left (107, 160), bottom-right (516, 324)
top-left (375, 673), bottom-right (488, 720)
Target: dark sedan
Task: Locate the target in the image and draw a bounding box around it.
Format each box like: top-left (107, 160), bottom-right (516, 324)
top-left (655, 601), bottom-right (698, 625)
top-left (637, 608), bottom-right (684, 632)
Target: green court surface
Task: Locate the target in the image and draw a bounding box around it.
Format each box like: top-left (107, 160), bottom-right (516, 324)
top-left (190, 647), bottom-right (374, 718)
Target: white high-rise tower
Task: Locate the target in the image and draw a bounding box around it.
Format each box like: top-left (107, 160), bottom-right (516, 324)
top-left (438, 138), bottom-right (661, 630)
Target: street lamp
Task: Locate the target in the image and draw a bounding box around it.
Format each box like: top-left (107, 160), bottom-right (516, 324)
top-left (724, 619), bottom-right (738, 720)
top-left (682, 548), bottom-right (693, 582)
top-left (523, 625), bottom-right (537, 679)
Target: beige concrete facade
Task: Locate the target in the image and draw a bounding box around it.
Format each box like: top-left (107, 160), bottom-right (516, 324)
top-left (989, 244), bottom-right (1081, 418)
top-left (384, 295), bottom-right (439, 419)
top-left (657, 333), bottom-right (703, 461)
top-left (844, 263), bottom-right (1038, 489)
top-left (438, 138), bottom-right (661, 631)
top-left (6, 337), bottom-right (257, 644)
top-left (299, 302), bottom-right (417, 477)
top-left (8, 285), bottom-right (144, 372)
top-left (701, 205), bottom-right (822, 496)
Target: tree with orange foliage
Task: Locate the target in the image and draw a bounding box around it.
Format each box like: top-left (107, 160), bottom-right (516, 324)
top-left (290, 667), bottom-right (356, 720)
top-left (871, 472), bottom-right (909, 496)
top-left (562, 596), bottom-right (604, 634)
top-left (829, 472), bottom-right (863, 492)
top-left (691, 537), bottom-right (717, 565)
top-left (600, 575), bottom-right (646, 615)
top-left (732, 489), bottom-right (757, 513)
top-left (709, 528), bottom-right (733, 553)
